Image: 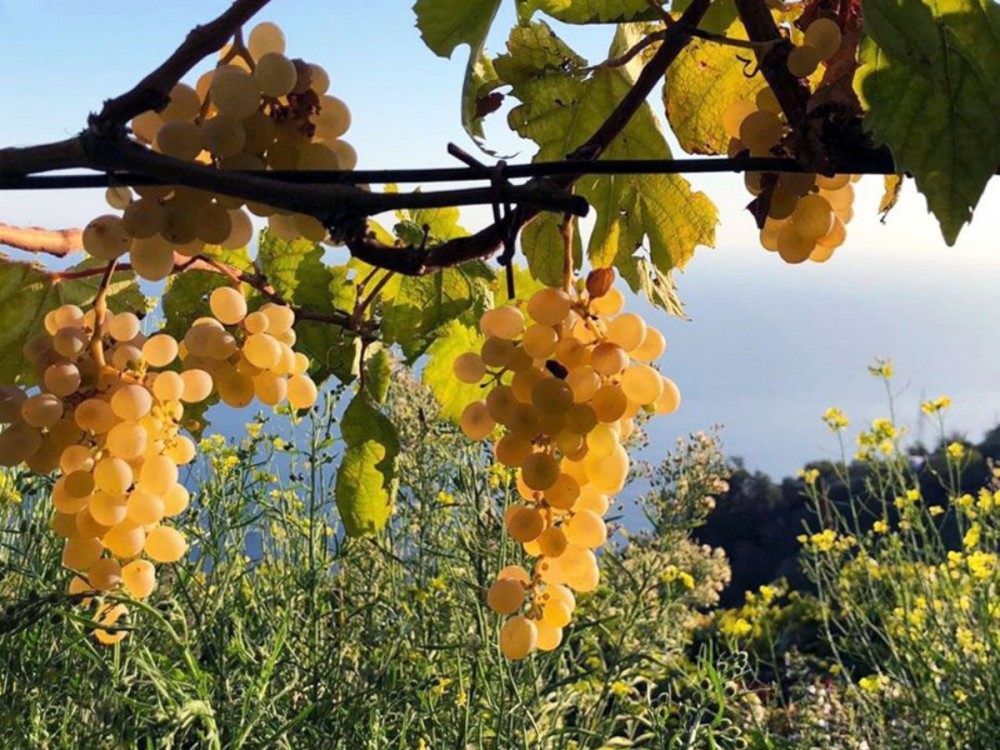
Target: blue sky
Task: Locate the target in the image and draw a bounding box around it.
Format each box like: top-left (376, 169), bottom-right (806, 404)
top-left (1, 1), bottom-right (998, 476)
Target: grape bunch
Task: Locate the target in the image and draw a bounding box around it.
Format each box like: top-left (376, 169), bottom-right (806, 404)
top-left (453, 271), bottom-right (680, 659)
top-left (0, 290), bottom-right (316, 644)
top-left (724, 89), bottom-right (858, 264)
top-left (82, 21), bottom-right (354, 277)
top-left (722, 12), bottom-right (858, 265)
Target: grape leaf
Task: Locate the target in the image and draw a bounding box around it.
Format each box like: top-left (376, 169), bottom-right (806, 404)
top-left (364, 349), bottom-right (393, 404)
top-left (0, 257), bottom-right (150, 385)
top-left (421, 320), bottom-right (486, 422)
top-left (855, 0), bottom-right (1000, 244)
top-left (256, 230), bottom-right (361, 384)
top-left (520, 213), bottom-right (582, 289)
top-left (336, 392), bottom-right (399, 537)
top-left (413, 0), bottom-right (503, 142)
top-left (518, 0), bottom-right (662, 23)
top-left (496, 22), bottom-right (716, 308)
top-left (662, 20), bottom-right (766, 155)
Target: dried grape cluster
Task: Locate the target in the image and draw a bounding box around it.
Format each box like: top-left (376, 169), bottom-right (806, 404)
top-left (454, 270), bottom-right (680, 659)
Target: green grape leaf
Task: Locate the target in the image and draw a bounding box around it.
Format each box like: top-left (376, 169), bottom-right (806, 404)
top-left (662, 20), bottom-right (766, 154)
top-left (519, 213), bottom-right (582, 289)
top-left (497, 22), bottom-right (716, 308)
top-left (0, 257), bottom-right (150, 385)
top-left (855, 0), bottom-right (1000, 244)
top-left (364, 349), bottom-right (393, 404)
top-left (421, 320), bottom-right (486, 422)
top-left (413, 0), bottom-right (504, 142)
top-left (336, 392), bottom-right (399, 537)
top-left (256, 229), bottom-right (361, 384)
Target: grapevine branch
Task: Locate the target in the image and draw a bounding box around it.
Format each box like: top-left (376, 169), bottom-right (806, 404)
top-left (0, 222), bottom-right (82, 256)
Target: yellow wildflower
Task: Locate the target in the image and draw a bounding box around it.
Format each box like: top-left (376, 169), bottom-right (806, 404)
top-left (822, 408), bottom-right (849, 432)
top-left (722, 617), bottom-right (753, 638)
top-left (859, 674), bottom-right (890, 693)
top-left (967, 551), bottom-right (996, 580)
top-left (963, 523), bottom-right (981, 550)
top-left (929, 505), bottom-right (944, 516)
top-left (873, 520), bottom-right (889, 534)
top-left (947, 442), bottom-right (966, 460)
top-left (868, 359), bottom-right (893, 379)
top-left (797, 468), bottom-right (820, 485)
top-left (921, 395), bottom-right (952, 414)
top-left (246, 422), bottom-right (263, 438)
top-left (437, 491), bottom-right (455, 506)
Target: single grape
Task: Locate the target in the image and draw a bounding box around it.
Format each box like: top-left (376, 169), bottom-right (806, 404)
top-left (144, 525), bottom-right (187, 563)
top-left (487, 578), bottom-right (525, 615)
top-left (499, 615), bottom-right (537, 660)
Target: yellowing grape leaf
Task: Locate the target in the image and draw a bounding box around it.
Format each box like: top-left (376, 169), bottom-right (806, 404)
top-left (855, 0), bottom-right (1000, 244)
top-left (663, 21), bottom-right (767, 155)
top-left (336, 392), bottom-right (399, 537)
top-left (496, 22), bottom-right (716, 308)
top-left (421, 320), bottom-right (486, 422)
top-left (413, 0), bottom-right (503, 142)
top-left (0, 257), bottom-right (149, 385)
top-left (364, 349), bottom-right (393, 405)
top-left (518, 0), bottom-right (669, 23)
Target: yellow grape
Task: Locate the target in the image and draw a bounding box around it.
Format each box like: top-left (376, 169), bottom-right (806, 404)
top-left (527, 288), bottom-right (572, 327)
top-left (480, 305), bottom-right (525, 340)
top-left (485, 385), bottom-right (517, 423)
top-left (787, 45), bottom-right (821, 78)
top-left (122, 559), bottom-right (157, 599)
top-left (521, 452), bottom-right (560, 491)
top-left (130, 236), bottom-right (176, 281)
top-left (574, 485), bottom-right (610, 516)
top-left (104, 521), bottom-right (146, 558)
top-left (497, 565), bottom-right (531, 585)
top-left (559, 545), bottom-right (600, 592)
top-left (87, 557), bottom-right (122, 591)
top-left (21, 393), bottom-right (64, 427)
top-left (83, 215), bottom-right (131, 260)
top-left (816, 216), bottom-right (847, 249)
top-left (586, 423), bottom-right (620, 460)
top-left (777, 222), bottom-right (814, 265)
top-left (739, 110), bottom-right (783, 154)
top-left (564, 403), bottom-right (598, 436)
top-left (53, 479), bottom-right (89, 514)
top-left (565, 509), bottom-right (607, 548)
top-left (541, 597), bottom-right (573, 628)
top-left (93, 602), bottom-right (129, 645)
top-left (126, 488), bottom-right (165, 525)
top-left (248, 21), bottom-right (286, 58)
top-left (531, 378), bottom-right (573, 414)
top-left (89, 491), bottom-right (128, 527)
top-left (161, 83), bottom-right (200, 121)
top-left (144, 526), bottom-right (187, 563)
top-left (60, 444), bottom-right (94, 474)
top-left (590, 342), bottom-right (628, 377)
top-left (94, 457), bottom-right (134, 495)
top-left (507, 404), bottom-right (540, 437)
top-left (62, 536), bottom-right (103, 570)
top-left (75, 507), bottom-right (110, 540)
top-left (499, 615), bottom-right (537, 660)
top-left (506, 506), bottom-right (544, 543)
top-left (253, 372), bottom-right (288, 406)
top-left (554, 337), bottom-right (589, 369)
top-left (106, 422), bottom-right (147, 460)
top-left (0, 423), bottom-right (41, 466)
top-left (154, 120), bottom-right (203, 161)
top-left (495, 434), bottom-right (533, 467)
top-left (206, 287), bottom-right (247, 327)
top-left (544, 473), bottom-right (580, 510)
top-left (755, 87), bottom-right (782, 114)
top-left (810, 244), bottom-right (836, 263)
top-left (510, 367), bottom-right (543, 402)
top-left (537, 527), bottom-right (568, 558)
top-left (460, 401), bottom-right (495, 440)
top-left (108, 312), bottom-right (140, 342)
top-left (522, 324), bottom-right (558, 359)
top-left (823, 184), bottom-right (854, 211)
top-left (287, 374), bottom-right (318, 410)
top-left (162, 484), bottom-right (191, 517)
top-left (620, 364), bottom-right (664, 406)
top-left (791, 194), bottom-right (834, 241)
top-left (652, 377), bottom-right (681, 414)
top-left (564, 365), bottom-right (599, 403)
top-left (243, 333), bottom-right (282, 370)
top-left (591, 385), bottom-right (627, 423)
top-left (52, 512), bottom-right (81, 538)
top-left (111, 385), bottom-right (153, 422)
top-left (816, 173), bottom-right (851, 190)
top-left (223, 209), bottom-right (254, 250)
top-left (180, 369), bottom-right (213, 403)
top-left (64, 470), bottom-right (95, 499)
top-left (453, 352), bottom-right (486, 384)
top-left (585, 444), bottom-right (629, 494)
top-left (210, 68), bottom-right (261, 119)
top-left (166, 436), bottom-right (197, 465)
top-left (254, 52), bottom-right (298, 97)
top-left (130, 111), bottom-right (162, 144)
top-left (142, 334), bottom-right (178, 368)
top-left (487, 578), bottom-right (525, 615)
top-left (630, 327), bottom-right (665, 363)
top-left (314, 96), bottom-right (352, 140)
top-left (804, 17), bottom-right (843, 60)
